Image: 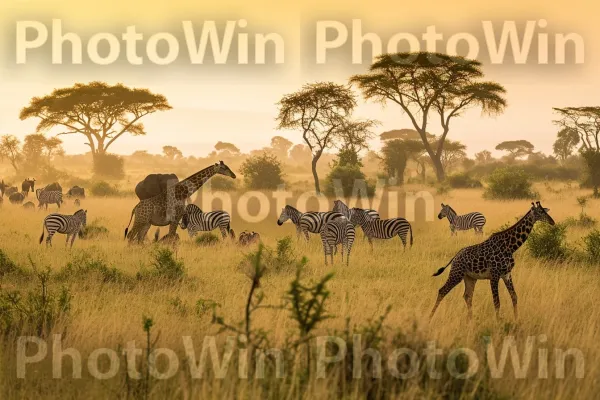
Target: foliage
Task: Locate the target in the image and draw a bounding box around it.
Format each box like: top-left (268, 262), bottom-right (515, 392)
top-left (55, 253), bottom-right (127, 284)
top-left (324, 165), bottom-right (375, 198)
top-left (380, 140), bottom-right (408, 183)
top-left (581, 150), bottom-right (600, 197)
top-left (270, 136), bottom-right (293, 159)
top-left (583, 230), bottom-right (600, 263)
top-left (162, 145), bottom-right (183, 160)
top-left (0, 135), bottom-right (22, 173)
top-left (214, 141), bottom-right (240, 154)
top-left (553, 128), bottom-right (580, 161)
top-left (240, 152), bottom-right (285, 190)
top-left (446, 172), bottom-right (483, 188)
top-left (206, 175), bottom-right (237, 191)
top-left (438, 139), bottom-right (467, 171)
top-left (79, 219), bottom-right (109, 239)
top-left (20, 81), bottom-right (171, 155)
top-left (351, 52), bottom-right (506, 181)
top-left (90, 181), bottom-right (121, 197)
top-left (93, 153), bottom-right (125, 179)
top-left (484, 167), bottom-right (538, 200)
top-left (527, 223), bottom-right (569, 261)
top-left (147, 247), bottom-right (186, 281)
top-left (475, 150), bottom-right (493, 164)
top-left (195, 232), bottom-right (220, 246)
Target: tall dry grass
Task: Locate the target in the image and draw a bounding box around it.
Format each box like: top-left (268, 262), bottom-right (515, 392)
top-left (0, 183), bottom-right (598, 399)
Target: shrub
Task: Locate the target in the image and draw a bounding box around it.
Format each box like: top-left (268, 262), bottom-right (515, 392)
top-left (56, 253), bottom-right (126, 284)
top-left (527, 223), bottom-right (569, 261)
top-left (240, 152), bottom-right (284, 189)
top-left (93, 153), bottom-right (125, 179)
top-left (484, 167), bottom-right (538, 200)
top-left (324, 165), bottom-right (376, 198)
top-left (446, 172), bottom-right (482, 188)
top-left (90, 181), bottom-right (120, 197)
top-left (79, 219), bottom-right (109, 239)
top-left (148, 247), bottom-right (185, 281)
top-left (436, 181), bottom-right (452, 195)
top-left (564, 213), bottom-right (597, 229)
top-left (0, 249), bottom-right (20, 278)
top-left (583, 230), bottom-right (600, 264)
top-left (195, 232), bottom-right (220, 246)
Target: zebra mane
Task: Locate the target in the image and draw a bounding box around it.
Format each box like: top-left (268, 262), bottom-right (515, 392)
top-left (185, 203), bottom-right (203, 213)
top-left (74, 209), bottom-right (86, 216)
top-left (446, 204), bottom-right (457, 216)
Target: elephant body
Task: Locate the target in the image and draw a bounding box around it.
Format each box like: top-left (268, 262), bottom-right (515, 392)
top-left (9, 192), bottom-right (25, 204)
top-left (43, 182), bottom-right (63, 193)
top-left (67, 186), bottom-right (86, 198)
top-left (135, 173), bottom-right (180, 201)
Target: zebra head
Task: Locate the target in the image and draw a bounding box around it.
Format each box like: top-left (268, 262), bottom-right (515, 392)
top-left (531, 201), bottom-right (555, 226)
top-left (349, 208), bottom-right (371, 226)
top-left (75, 209), bottom-right (87, 227)
top-left (438, 203), bottom-right (450, 220)
top-left (215, 161), bottom-right (236, 179)
top-left (333, 200), bottom-right (350, 218)
top-left (277, 206), bottom-right (295, 226)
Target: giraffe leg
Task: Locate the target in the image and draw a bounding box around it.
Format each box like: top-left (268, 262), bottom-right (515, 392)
top-left (490, 274), bottom-right (501, 319)
top-left (502, 274), bottom-right (518, 319)
top-left (463, 276), bottom-right (477, 320)
top-left (430, 269), bottom-right (463, 320)
top-left (137, 224), bottom-right (152, 244)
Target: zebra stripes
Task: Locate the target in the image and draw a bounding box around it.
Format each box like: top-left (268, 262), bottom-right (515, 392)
top-left (277, 205), bottom-right (344, 241)
top-left (36, 189), bottom-right (63, 210)
top-left (39, 209), bottom-right (87, 247)
top-left (320, 217), bottom-right (355, 265)
top-left (349, 208), bottom-right (413, 250)
top-left (333, 200), bottom-right (380, 223)
top-left (277, 205), bottom-right (306, 239)
top-left (438, 203), bottom-right (486, 235)
top-left (179, 204), bottom-right (233, 238)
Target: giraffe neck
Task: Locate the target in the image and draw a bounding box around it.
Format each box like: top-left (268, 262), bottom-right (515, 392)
top-left (286, 206), bottom-right (302, 224)
top-left (176, 165), bottom-right (219, 197)
top-left (497, 211), bottom-right (535, 253)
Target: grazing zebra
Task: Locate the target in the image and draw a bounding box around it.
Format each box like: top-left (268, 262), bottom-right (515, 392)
top-left (39, 209), bottom-right (87, 248)
top-left (299, 211), bottom-right (345, 239)
top-left (438, 203), bottom-right (486, 236)
top-left (36, 189), bottom-right (63, 210)
top-left (350, 208), bottom-right (413, 250)
top-left (179, 204), bottom-right (234, 239)
top-left (277, 205), bottom-right (306, 240)
top-left (333, 199), bottom-right (380, 222)
top-left (320, 217), bottom-right (355, 266)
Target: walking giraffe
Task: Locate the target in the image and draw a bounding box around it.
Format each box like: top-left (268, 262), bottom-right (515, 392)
top-left (429, 202), bottom-right (555, 320)
top-left (124, 161), bottom-right (236, 243)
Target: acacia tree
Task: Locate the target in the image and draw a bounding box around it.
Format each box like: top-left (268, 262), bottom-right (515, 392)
top-left (163, 145), bottom-right (183, 160)
top-left (495, 140), bottom-right (534, 160)
top-left (553, 107), bottom-right (600, 196)
top-left (20, 82), bottom-right (171, 158)
top-left (276, 82), bottom-right (356, 193)
top-left (438, 139), bottom-right (467, 171)
top-left (0, 135), bottom-right (22, 173)
top-left (351, 52), bottom-right (506, 181)
top-left (552, 127), bottom-right (580, 161)
top-left (270, 136), bottom-right (293, 159)
top-left (475, 150), bottom-right (493, 164)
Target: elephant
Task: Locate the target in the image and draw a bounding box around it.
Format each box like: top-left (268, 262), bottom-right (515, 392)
top-left (67, 186), bottom-right (86, 198)
top-left (43, 182), bottom-right (63, 193)
top-left (22, 178), bottom-right (36, 195)
top-left (134, 173), bottom-right (180, 201)
top-left (9, 192), bottom-right (25, 204)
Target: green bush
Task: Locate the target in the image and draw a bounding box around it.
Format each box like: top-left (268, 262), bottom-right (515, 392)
top-left (93, 153), bottom-right (125, 179)
top-left (324, 165), bottom-right (375, 198)
top-left (208, 175), bottom-right (237, 191)
top-left (149, 247), bottom-right (185, 281)
top-left (484, 167), bottom-right (538, 200)
top-left (527, 223), bottom-right (569, 261)
top-left (583, 230), bottom-right (600, 264)
top-left (195, 232), bottom-right (220, 246)
top-left (56, 253), bottom-right (126, 284)
top-left (79, 219), bottom-right (109, 239)
top-left (240, 152), bottom-right (285, 190)
top-left (446, 172), bottom-right (482, 188)
top-left (90, 181), bottom-right (120, 197)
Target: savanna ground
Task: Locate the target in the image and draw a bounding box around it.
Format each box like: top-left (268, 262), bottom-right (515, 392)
top-left (0, 182), bottom-right (598, 399)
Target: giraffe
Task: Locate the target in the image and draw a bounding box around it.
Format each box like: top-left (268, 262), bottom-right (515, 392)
top-left (429, 201), bottom-right (555, 321)
top-left (124, 161), bottom-right (236, 243)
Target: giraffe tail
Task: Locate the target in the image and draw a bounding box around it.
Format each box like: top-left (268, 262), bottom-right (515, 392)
top-left (124, 204), bottom-right (137, 239)
top-left (432, 254), bottom-right (457, 277)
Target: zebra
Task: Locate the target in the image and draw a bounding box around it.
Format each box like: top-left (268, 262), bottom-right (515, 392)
top-left (349, 208), bottom-right (413, 250)
top-left (179, 204), bottom-right (234, 239)
top-left (39, 209), bottom-right (87, 248)
top-left (36, 189), bottom-right (63, 210)
top-left (320, 217), bottom-right (356, 266)
top-left (277, 205), bottom-right (306, 240)
top-left (74, 198), bottom-right (81, 207)
top-left (438, 203), bottom-right (486, 236)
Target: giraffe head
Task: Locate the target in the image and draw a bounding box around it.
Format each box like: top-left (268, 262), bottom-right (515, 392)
top-left (215, 161), bottom-right (236, 179)
top-left (437, 203), bottom-right (451, 220)
top-left (530, 201), bottom-right (555, 226)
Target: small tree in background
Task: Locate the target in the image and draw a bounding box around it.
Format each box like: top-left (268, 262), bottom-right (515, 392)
top-left (240, 152), bottom-right (284, 190)
top-left (495, 140), bottom-right (535, 161)
top-left (277, 82), bottom-right (357, 194)
top-left (484, 167), bottom-right (537, 200)
top-left (162, 145), bottom-right (183, 160)
top-left (0, 135), bottom-right (22, 173)
top-left (270, 136), bottom-right (293, 159)
top-left (438, 139), bottom-right (467, 172)
top-left (553, 128), bottom-right (580, 162)
top-left (475, 150), bottom-right (493, 164)
top-left (20, 134), bottom-right (65, 176)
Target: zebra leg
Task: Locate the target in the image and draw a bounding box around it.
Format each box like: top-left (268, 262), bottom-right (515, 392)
top-left (46, 231), bottom-right (54, 247)
top-left (219, 226), bottom-right (228, 239)
top-left (70, 232), bottom-right (77, 248)
top-left (367, 236), bottom-right (374, 252)
top-left (399, 233), bottom-right (407, 250)
top-left (303, 229), bottom-right (309, 242)
top-left (65, 233), bottom-right (71, 247)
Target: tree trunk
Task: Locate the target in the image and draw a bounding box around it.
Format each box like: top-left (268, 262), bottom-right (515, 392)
top-left (311, 151), bottom-right (322, 194)
top-left (432, 156), bottom-right (445, 181)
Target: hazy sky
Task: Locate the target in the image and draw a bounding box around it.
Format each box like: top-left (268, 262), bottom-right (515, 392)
top-left (0, 0), bottom-right (597, 157)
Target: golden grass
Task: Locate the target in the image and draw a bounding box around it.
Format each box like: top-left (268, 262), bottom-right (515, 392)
top-left (0, 183), bottom-right (598, 399)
